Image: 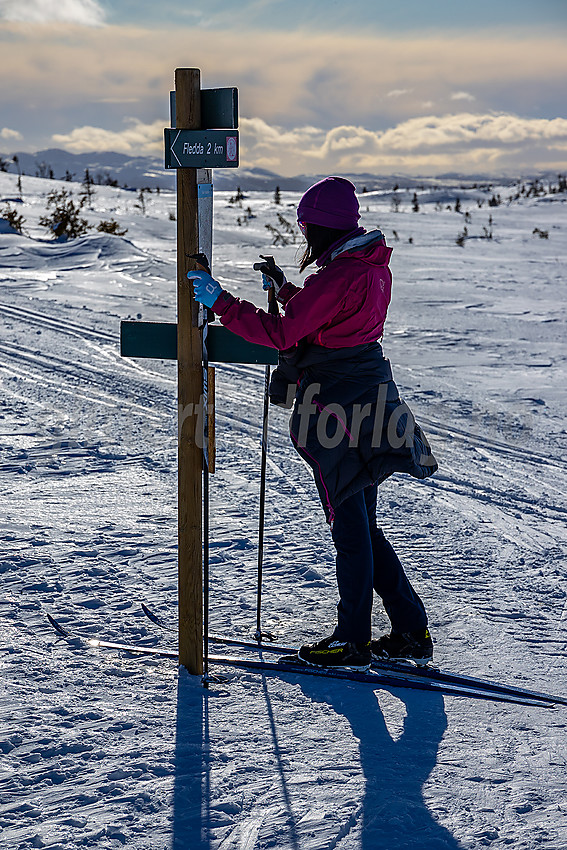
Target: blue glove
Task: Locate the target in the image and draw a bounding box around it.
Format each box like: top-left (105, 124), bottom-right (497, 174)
top-left (187, 270), bottom-right (224, 309)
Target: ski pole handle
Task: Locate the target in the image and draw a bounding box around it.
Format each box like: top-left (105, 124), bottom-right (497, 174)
top-left (254, 255), bottom-right (286, 306)
top-left (267, 285), bottom-right (279, 316)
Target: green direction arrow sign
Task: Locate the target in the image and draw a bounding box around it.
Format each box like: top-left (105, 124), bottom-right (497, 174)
top-left (120, 321), bottom-right (278, 366)
top-left (165, 129), bottom-right (239, 169)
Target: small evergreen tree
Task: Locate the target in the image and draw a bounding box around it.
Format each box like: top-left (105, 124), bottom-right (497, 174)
top-left (13, 155), bottom-right (22, 195)
top-left (391, 196), bottom-right (401, 213)
top-left (135, 188), bottom-right (148, 215)
top-left (79, 168), bottom-right (96, 208)
top-left (412, 192), bottom-right (419, 212)
top-left (35, 161), bottom-right (51, 179)
top-left (274, 185), bottom-right (281, 204)
top-left (1, 204), bottom-right (26, 234)
top-left (228, 187), bottom-right (245, 206)
top-left (39, 189), bottom-right (90, 240)
top-left (97, 218), bottom-right (127, 236)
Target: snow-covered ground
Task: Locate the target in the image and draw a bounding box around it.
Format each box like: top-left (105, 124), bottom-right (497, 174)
top-left (1, 170), bottom-right (566, 850)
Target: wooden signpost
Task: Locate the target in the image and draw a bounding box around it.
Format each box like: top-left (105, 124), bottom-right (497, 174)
top-left (121, 69), bottom-right (277, 676)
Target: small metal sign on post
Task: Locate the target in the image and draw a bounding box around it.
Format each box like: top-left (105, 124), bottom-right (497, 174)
top-left (121, 70), bottom-right (276, 678)
top-left (165, 129), bottom-right (239, 170)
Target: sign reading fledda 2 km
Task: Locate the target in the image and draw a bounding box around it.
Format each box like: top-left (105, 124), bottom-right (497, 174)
top-left (164, 129), bottom-right (239, 169)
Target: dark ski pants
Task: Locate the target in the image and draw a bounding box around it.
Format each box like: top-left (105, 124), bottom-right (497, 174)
top-left (330, 483), bottom-right (428, 644)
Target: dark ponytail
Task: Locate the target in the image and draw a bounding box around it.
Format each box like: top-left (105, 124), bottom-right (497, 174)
top-left (299, 222), bottom-right (351, 273)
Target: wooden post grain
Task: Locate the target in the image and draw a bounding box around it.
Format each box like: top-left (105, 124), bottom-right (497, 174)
top-left (176, 68), bottom-right (203, 674)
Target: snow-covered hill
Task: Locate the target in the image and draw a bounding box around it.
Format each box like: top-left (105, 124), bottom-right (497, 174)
top-left (3, 147), bottom-right (557, 193)
top-left (1, 168), bottom-right (566, 849)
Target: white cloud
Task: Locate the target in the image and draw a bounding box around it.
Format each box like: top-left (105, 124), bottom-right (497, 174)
top-left (0, 0), bottom-right (105, 26)
top-left (52, 119), bottom-right (164, 154)
top-left (377, 113), bottom-right (567, 150)
top-left (52, 112), bottom-right (567, 176)
top-left (387, 89), bottom-right (413, 98)
top-left (239, 113), bottom-right (567, 175)
top-left (1, 127), bottom-right (22, 140)
top-left (451, 91), bottom-right (476, 102)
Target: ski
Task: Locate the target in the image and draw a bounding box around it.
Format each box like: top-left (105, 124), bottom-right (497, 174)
top-left (47, 614), bottom-right (557, 707)
top-left (215, 653), bottom-right (557, 706)
top-left (140, 604), bottom-right (567, 707)
top-left (141, 603), bottom-right (176, 632)
top-left (47, 614), bottom-right (178, 659)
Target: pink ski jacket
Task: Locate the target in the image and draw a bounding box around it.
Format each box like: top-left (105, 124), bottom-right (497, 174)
top-left (212, 229), bottom-right (392, 350)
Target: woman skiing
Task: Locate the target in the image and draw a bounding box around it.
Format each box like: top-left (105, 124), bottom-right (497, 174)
top-left (188, 176), bottom-right (437, 671)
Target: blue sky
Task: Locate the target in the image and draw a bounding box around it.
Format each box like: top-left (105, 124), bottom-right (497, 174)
top-left (106, 0), bottom-right (566, 34)
top-left (0, 0), bottom-right (566, 176)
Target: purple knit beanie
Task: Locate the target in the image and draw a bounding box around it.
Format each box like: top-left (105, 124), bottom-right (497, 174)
top-left (297, 176), bottom-right (360, 230)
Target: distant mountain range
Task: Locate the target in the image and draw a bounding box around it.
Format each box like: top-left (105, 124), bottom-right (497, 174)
top-left (0, 147), bottom-right (549, 193)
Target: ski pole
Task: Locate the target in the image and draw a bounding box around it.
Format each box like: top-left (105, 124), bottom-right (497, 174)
top-left (187, 252), bottom-right (213, 685)
top-left (254, 263), bottom-right (279, 642)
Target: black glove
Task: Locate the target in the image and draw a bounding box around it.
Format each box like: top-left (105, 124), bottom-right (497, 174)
top-left (253, 255), bottom-right (287, 295)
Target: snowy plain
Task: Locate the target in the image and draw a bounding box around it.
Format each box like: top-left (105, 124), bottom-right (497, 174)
top-left (0, 169), bottom-right (566, 850)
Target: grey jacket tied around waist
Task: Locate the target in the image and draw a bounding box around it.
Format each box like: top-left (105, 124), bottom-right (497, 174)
top-left (272, 342), bottom-right (438, 524)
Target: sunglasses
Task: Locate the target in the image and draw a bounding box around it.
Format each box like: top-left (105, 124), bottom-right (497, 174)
top-left (298, 220), bottom-right (308, 236)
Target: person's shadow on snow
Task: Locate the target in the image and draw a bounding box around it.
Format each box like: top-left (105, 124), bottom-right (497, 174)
top-left (170, 667), bottom-right (463, 850)
top-left (293, 676), bottom-right (463, 850)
